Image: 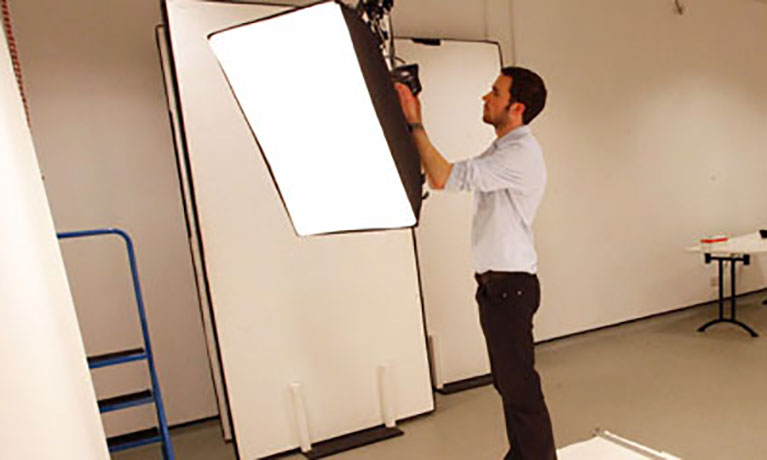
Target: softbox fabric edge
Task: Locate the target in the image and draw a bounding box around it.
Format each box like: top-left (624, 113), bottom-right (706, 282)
top-left (340, 4), bottom-right (423, 223)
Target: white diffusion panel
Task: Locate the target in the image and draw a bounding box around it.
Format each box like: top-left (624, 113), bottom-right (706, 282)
top-left (209, 2), bottom-right (414, 236)
top-left (395, 39), bottom-right (501, 387)
top-left (165, 1), bottom-right (433, 458)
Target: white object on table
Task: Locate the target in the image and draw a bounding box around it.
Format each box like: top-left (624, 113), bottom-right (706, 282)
top-left (686, 231), bottom-right (767, 255)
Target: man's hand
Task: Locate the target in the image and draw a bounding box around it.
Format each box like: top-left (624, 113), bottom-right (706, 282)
top-left (395, 82), bottom-right (422, 124)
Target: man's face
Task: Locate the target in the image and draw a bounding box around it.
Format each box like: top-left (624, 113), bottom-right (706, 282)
top-left (482, 75), bottom-right (514, 127)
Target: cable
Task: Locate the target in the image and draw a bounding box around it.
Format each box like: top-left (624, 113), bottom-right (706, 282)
top-left (1, 0), bottom-right (30, 123)
top-left (387, 10), bottom-right (395, 68)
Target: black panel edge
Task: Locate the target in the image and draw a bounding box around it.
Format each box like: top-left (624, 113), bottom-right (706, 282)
top-left (304, 425), bottom-right (403, 459)
top-left (256, 425), bottom-right (406, 459)
top-left (411, 38), bottom-right (441, 46)
top-left (260, 447), bottom-right (302, 459)
top-left (436, 374), bottom-right (494, 395)
top-left (341, 4), bottom-right (423, 223)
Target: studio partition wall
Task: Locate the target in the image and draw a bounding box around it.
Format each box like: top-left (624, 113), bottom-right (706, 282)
top-left (162, 1), bottom-right (433, 458)
top-left (395, 38), bottom-right (502, 391)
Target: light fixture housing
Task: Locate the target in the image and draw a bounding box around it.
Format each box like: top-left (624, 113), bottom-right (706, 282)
top-left (209, 0), bottom-right (422, 236)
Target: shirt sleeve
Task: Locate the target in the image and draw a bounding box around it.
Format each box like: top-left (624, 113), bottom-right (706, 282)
top-left (444, 144), bottom-right (542, 193)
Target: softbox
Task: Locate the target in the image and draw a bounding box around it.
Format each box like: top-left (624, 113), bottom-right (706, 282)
top-left (209, 0), bottom-right (422, 237)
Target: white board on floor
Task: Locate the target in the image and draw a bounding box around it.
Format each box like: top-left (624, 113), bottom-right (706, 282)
top-left (558, 432), bottom-right (681, 459)
top-left (164, 1), bottom-right (434, 458)
top-left (394, 38), bottom-right (501, 387)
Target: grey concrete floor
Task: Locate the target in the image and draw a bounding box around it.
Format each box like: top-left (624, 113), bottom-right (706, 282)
top-left (115, 292), bottom-right (767, 459)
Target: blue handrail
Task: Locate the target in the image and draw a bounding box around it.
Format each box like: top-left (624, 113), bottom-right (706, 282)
top-left (57, 228), bottom-right (174, 460)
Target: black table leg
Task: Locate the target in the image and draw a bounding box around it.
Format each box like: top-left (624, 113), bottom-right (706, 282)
top-left (698, 258), bottom-right (725, 333)
top-left (729, 256), bottom-right (758, 337)
top-left (698, 254), bottom-right (758, 337)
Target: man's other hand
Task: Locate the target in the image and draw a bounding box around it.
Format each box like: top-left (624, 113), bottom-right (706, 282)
top-left (395, 82), bottom-right (422, 125)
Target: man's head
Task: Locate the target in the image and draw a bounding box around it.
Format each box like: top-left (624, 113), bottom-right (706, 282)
top-left (482, 66), bottom-right (547, 132)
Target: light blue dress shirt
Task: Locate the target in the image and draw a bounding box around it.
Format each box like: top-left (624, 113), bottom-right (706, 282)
top-left (444, 125), bottom-right (546, 274)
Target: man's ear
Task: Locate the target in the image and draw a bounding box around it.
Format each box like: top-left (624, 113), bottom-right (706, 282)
top-left (509, 101), bottom-right (526, 121)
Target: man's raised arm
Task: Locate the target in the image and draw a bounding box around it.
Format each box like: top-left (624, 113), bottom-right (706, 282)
top-left (394, 83), bottom-right (453, 190)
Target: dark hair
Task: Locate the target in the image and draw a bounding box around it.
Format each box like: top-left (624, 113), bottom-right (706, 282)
top-left (501, 66), bottom-right (547, 125)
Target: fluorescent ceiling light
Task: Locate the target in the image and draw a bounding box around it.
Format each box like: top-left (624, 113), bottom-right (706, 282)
top-left (209, 1), bottom-right (421, 236)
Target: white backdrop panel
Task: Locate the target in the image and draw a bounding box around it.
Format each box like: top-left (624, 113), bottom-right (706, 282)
top-left (165, 1), bottom-right (433, 458)
top-left (0, 32), bottom-right (108, 460)
top-left (395, 38), bottom-right (500, 386)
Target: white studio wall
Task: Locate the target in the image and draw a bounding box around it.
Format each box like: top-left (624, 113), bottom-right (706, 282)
top-left (260, 0), bottom-right (515, 65)
top-left (389, 0), bottom-right (513, 65)
top-left (0, 33), bottom-right (109, 460)
top-left (395, 38), bottom-right (501, 389)
top-left (11, 0), bottom-right (219, 436)
top-left (512, 0), bottom-right (767, 339)
top-left (164, 1), bottom-right (433, 458)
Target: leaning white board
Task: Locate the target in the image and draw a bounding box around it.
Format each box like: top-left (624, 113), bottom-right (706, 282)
top-left (164, 1), bottom-right (433, 458)
top-left (395, 38), bottom-right (501, 387)
top-left (156, 25), bottom-right (232, 441)
top-left (0, 32), bottom-right (109, 460)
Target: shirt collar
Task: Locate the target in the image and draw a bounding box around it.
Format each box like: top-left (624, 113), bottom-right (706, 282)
top-left (493, 125), bottom-right (531, 148)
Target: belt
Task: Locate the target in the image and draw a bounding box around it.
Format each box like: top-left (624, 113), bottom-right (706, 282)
top-left (475, 270), bottom-right (536, 285)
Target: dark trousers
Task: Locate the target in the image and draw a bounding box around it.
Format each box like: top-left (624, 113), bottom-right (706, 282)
top-left (475, 271), bottom-right (556, 460)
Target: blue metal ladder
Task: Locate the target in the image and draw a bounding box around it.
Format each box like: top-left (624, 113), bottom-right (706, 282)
top-left (57, 228), bottom-right (174, 459)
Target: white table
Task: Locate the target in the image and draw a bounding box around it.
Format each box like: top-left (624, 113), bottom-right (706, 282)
top-left (686, 231), bottom-right (767, 337)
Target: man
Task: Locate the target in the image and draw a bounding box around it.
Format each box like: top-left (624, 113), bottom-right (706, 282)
top-left (395, 67), bottom-right (556, 460)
